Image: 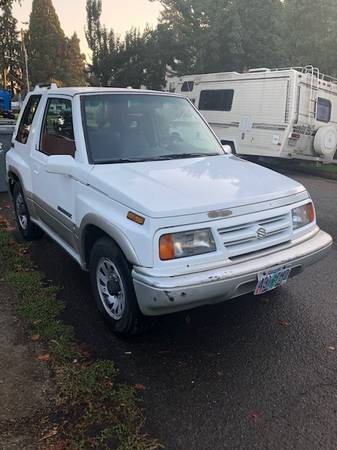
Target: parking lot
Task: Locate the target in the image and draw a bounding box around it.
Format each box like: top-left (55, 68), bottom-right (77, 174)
top-left (1, 171), bottom-right (337, 450)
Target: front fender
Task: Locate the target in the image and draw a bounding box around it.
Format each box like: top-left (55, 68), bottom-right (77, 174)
top-left (79, 213), bottom-right (141, 269)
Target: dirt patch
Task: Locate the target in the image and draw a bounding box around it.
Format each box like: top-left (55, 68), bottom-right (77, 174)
top-left (0, 282), bottom-right (54, 449)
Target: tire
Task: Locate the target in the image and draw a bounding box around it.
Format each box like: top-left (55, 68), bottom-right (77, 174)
top-left (89, 237), bottom-right (151, 336)
top-left (13, 183), bottom-right (43, 241)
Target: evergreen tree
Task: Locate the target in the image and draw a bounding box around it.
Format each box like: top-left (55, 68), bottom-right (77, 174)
top-left (0, 2), bottom-right (21, 91)
top-left (27, 0), bottom-right (67, 85)
top-left (63, 33), bottom-right (86, 86)
top-left (86, 0), bottom-right (114, 85)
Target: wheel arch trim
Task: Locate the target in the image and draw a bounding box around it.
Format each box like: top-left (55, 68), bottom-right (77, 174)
top-left (79, 214), bottom-right (141, 269)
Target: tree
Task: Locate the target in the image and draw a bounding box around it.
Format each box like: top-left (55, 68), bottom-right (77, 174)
top-left (86, 0), bottom-right (114, 85)
top-left (154, 0), bottom-right (287, 74)
top-left (26, 0), bottom-right (86, 86)
top-left (284, 0), bottom-right (337, 75)
top-left (152, 0), bottom-right (243, 74)
top-left (63, 33), bottom-right (86, 86)
top-left (234, 0), bottom-right (286, 70)
top-left (86, 0), bottom-right (181, 88)
top-left (0, 2), bottom-right (22, 91)
top-left (26, 0), bottom-right (67, 85)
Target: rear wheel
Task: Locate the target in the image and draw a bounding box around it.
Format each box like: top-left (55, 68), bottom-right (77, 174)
top-left (13, 183), bottom-right (43, 241)
top-left (89, 237), bottom-right (151, 336)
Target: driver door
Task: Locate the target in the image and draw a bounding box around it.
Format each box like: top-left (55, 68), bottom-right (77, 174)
top-left (31, 96), bottom-right (77, 248)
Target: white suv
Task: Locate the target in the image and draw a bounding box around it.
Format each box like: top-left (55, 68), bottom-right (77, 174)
top-left (6, 85), bottom-right (332, 335)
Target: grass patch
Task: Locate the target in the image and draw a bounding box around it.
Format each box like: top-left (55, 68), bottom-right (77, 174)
top-left (290, 161), bottom-right (337, 175)
top-left (0, 228), bottom-right (161, 449)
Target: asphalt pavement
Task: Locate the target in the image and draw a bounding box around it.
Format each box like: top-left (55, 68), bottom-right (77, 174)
top-left (1, 172), bottom-right (337, 450)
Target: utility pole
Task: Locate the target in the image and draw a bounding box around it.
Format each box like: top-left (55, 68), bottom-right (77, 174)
top-left (3, 67), bottom-right (7, 89)
top-left (20, 28), bottom-right (30, 92)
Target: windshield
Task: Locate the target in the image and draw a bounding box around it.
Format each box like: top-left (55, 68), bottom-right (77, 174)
top-left (81, 93), bottom-right (224, 164)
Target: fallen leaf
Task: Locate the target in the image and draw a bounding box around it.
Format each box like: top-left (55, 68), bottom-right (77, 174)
top-left (31, 334), bottom-right (40, 342)
top-left (48, 440), bottom-right (66, 450)
top-left (248, 411), bottom-right (260, 422)
top-left (37, 353), bottom-right (50, 362)
top-left (135, 383), bottom-right (146, 391)
top-left (278, 320), bottom-right (290, 327)
top-left (39, 427), bottom-right (58, 441)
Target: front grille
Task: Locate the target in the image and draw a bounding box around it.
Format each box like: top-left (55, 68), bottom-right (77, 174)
top-left (217, 213), bottom-right (292, 259)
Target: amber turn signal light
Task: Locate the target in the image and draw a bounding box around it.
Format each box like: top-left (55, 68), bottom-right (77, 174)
top-left (159, 234), bottom-right (175, 260)
top-left (127, 211), bottom-right (145, 225)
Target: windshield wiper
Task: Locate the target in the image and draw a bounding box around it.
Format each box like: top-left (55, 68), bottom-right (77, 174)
top-left (97, 153), bottom-right (222, 164)
top-left (98, 158), bottom-right (156, 164)
top-left (155, 152), bottom-right (221, 160)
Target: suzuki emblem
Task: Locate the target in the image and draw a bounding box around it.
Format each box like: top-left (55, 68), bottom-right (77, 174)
top-left (257, 227), bottom-right (267, 240)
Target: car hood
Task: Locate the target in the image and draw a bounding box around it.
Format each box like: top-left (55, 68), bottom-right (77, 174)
top-left (90, 155), bottom-right (306, 218)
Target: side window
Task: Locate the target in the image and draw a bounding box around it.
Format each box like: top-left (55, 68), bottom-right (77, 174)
top-left (40, 98), bottom-right (76, 157)
top-left (16, 95), bottom-right (41, 144)
top-left (199, 89), bottom-right (234, 111)
top-left (316, 98), bottom-right (331, 123)
top-left (181, 81), bottom-right (194, 92)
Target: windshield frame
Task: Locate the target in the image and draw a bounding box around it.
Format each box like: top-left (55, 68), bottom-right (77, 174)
top-left (80, 91), bottom-right (225, 165)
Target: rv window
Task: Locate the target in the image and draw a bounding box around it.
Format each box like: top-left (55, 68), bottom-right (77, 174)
top-left (199, 89), bottom-right (234, 111)
top-left (181, 81), bottom-right (194, 92)
top-left (316, 98), bottom-right (331, 123)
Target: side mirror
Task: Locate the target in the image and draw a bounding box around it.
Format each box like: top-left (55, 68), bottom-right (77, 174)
top-left (222, 144), bottom-right (233, 155)
top-left (46, 155), bottom-right (75, 177)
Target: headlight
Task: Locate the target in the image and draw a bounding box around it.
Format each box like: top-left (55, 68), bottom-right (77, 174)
top-left (292, 202), bottom-right (315, 230)
top-left (159, 228), bottom-right (216, 260)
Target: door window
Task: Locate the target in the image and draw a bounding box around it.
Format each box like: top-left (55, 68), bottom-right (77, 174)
top-left (40, 98), bottom-right (76, 157)
top-left (16, 95), bottom-right (41, 144)
top-left (199, 89), bottom-right (234, 111)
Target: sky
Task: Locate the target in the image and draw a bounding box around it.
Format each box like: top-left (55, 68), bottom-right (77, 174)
top-left (13, 0), bottom-right (163, 58)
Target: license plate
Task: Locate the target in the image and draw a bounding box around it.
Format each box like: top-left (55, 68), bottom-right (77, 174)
top-left (254, 266), bottom-right (291, 296)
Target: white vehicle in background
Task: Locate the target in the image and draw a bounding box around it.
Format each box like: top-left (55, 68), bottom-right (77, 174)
top-left (166, 66), bottom-right (337, 162)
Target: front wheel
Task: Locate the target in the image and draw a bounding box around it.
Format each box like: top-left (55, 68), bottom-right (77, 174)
top-left (89, 237), bottom-right (151, 336)
top-left (13, 183), bottom-right (43, 241)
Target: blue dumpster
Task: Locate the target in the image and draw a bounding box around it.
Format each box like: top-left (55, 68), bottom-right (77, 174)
top-left (0, 90), bottom-right (11, 112)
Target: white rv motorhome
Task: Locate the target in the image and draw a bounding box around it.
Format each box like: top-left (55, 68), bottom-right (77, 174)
top-left (166, 67), bottom-right (337, 162)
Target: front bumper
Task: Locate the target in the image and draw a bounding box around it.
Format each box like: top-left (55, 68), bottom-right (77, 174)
top-left (132, 228), bottom-right (332, 316)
